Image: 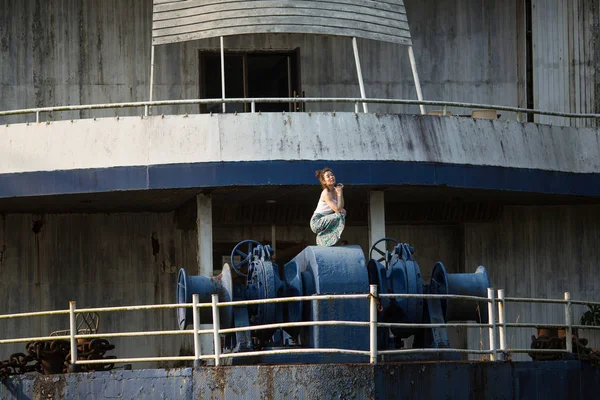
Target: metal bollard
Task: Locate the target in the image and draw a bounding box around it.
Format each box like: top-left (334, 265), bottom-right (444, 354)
top-left (487, 288), bottom-right (497, 361)
top-left (565, 292), bottom-right (572, 354)
top-left (192, 294), bottom-right (201, 367)
top-left (369, 285), bottom-right (378, 364)
top-left (69, 301), bottom-right (79, 371)
top-left (497, 289), bottom-right (507, 360)
top-left (211, 294), bottom-right (221, 366)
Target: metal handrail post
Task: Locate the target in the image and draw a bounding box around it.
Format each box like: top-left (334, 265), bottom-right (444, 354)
top-left (146, 45), bottom-right (155, 117)
top-left (408, 46), bottom-right (426, 115)
top-left (69, 301), bottom-right (78, 370)
top-left (487, 288), bottom-right (497, 361)
top-left (211, 294), bottom-right (221, 366)
top-left (369, 284), bottom-right (378, 364)
top-left (565, 292), bottom-right (572, 353)
top-left (352, 37), bottom-right (368, 113)
top-left (192, 294), bottom-right (201, 367)
top-left (220, 36), bottom-right (226, 114)
top-left (497, 289), bottom-right (507, 360)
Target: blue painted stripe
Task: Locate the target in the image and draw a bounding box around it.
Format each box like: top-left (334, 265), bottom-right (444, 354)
top-left (0, 161), bottom-right (598, 198)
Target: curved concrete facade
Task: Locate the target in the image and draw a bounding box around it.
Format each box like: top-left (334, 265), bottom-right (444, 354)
top-left (1, 113), bottom-right (599, 198)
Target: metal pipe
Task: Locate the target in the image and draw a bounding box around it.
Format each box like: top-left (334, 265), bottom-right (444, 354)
top-left (352, 37), bottom-right (368, 113)
top-left (211, 294), bottom-right (221, 366)
top-left (77, 356), bottom-right (206, 364)
top-left (192, 294), bottom-right (201, 367)
top-left (287, 56), bottom-right (292, 111)
top-left (4, 98), bottom-right (600, 119)
top-left (218, 294), bottom-right (368, 307)
top-left (147, 45), bottom-right (155, 117)
top-left (78, 329), bottom-right (210, 339)
top-left (75, 303), bottom-right (208, 314)
top-left (377, 322), bottom-right (492, 329)
top-left (219, 348), bottom-right (369, 358)
top-left (565, 292), bottom-right (572, 354)
top-left (487, 288), bottom-right (497, 361)
top-left (35, 111), bottom-right (40, 123)
top-left (497, 289), bottom-right (507, 360)
top-left (251, 101), bottom-right (255, 113)
top-left (220, 36), bottom-right (226, 113)
top-left (494, 348), bottom-right (569, 354)
top-left (69, 301), bottom-right (77, 366)
top-left (505, 322), bottom-right (569, 328)
top-left (408, 46), bottom-right (426, 115)
top-left (369, 284), bottom-right (378, 364)
top-left (219, 320), bottom-right (368, 334)
top-left (378, 348), bottom-right (492, 355)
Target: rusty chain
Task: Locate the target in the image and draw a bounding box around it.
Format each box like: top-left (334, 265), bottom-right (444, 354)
top-left (530, 334), bottom-right (600, 364)
top-left (0, 338), bottom-right (116, 379)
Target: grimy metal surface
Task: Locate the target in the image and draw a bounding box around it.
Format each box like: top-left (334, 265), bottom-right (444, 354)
top-left (0, 0), bottom-right (526, 122)
top-left (532, 0), bottom-right (599, 127)
top-left (1, 362), bottom-right (599, 399)
top-left (152, 0), bottom-right (412, 46)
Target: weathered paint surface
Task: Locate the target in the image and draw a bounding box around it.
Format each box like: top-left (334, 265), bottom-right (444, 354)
top-left (0, 213), bottom-right (197, 365)
top-left (532, 0), bottom-right (600, 127)
top-left (465, 205), bottom-right (600, 359)
top-left (0, 113), bottom-right (599, 198)
top-left (152, 0), bottom-right (412, 46)
top-left (0, 0), bottom-right (524, 121)
top-left (1, 362), bottom-right (599, 399)
top-left (6, 113), bottom-right (598, 174)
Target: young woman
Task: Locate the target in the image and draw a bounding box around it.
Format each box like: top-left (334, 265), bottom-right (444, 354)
top-left (310, 168), bottom-right (346, 246)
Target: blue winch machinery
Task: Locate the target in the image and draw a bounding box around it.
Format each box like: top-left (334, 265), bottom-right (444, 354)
top-left (177, 238), bottom-right (490, 364)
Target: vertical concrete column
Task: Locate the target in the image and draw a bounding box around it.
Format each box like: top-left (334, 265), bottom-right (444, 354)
top-left (196, 194), bottom-right (214, 359)
top-left (368, 191), bottom-right (386, 250)
top-left (196, 194), bottom-right (213, 277)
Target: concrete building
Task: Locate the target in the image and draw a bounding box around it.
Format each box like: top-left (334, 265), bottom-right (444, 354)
top-left (1, 0), bottom-right (600, 372)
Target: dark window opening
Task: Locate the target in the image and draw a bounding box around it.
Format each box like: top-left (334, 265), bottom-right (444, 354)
top-left (199, 50), bottom-right (300, 114)
top-left (525, 0), bottom-right (534, 122)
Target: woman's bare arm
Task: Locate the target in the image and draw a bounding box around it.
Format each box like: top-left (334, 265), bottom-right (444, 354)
top-left (322, 190), bottom-right (342, 213)
top-left (335, 184), bottom-right (344, 209)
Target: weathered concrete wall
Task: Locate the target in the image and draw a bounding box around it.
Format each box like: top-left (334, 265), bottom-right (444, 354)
top-left (0, 113), bottom-right (598, 179)
top-left (465, 205), bottom-right (600, 359)
top-left (0, 0), bottom-right (523, 122)
top-left (0, 213), bottom-right (196, 364)
top-left (2, 362), bottom-right (600, 400)
top-left (532, 0), bottom-right (600, 127)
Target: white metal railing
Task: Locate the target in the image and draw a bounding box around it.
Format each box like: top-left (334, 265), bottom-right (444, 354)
top-left (1, 97), bottom-right (600, 123)
top-left (1, 287), bottom-right (598, 368)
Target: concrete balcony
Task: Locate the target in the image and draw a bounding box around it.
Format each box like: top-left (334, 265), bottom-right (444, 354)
top-left (1, 111), bottom-right (599, 206)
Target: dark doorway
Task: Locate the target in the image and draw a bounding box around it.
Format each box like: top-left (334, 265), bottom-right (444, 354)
top-left (199, 50), bottom-right (300, 114)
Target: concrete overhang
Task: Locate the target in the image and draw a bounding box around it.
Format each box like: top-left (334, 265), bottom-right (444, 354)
top-left (0, 112), bottom-right (599, 208)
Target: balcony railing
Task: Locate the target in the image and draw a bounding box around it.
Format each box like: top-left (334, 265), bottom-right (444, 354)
top-left (1, 286), bottom-right (598, 371)
top-left (1, 98), bottom-right (600, 124)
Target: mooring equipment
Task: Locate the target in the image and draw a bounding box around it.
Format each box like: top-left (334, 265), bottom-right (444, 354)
top-left (177, 238), bottom-right (490, 364)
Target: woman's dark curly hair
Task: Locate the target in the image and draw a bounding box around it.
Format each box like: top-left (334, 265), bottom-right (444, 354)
top-left (315, 167), bottom-right (333, 190)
